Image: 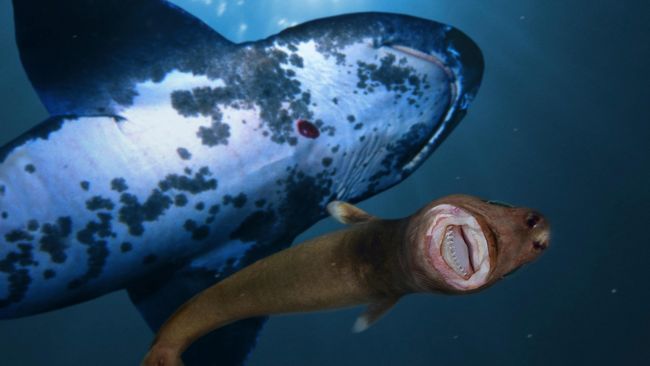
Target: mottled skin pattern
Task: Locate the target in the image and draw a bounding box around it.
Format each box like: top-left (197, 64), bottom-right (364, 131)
top-left (3, 1), bottom-right (483, 365)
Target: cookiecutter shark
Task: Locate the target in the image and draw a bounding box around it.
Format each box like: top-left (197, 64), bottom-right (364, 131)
top-left (1, 1), bottom-right (483, 364)
top-left (142, 195), bottom-right (550, 366)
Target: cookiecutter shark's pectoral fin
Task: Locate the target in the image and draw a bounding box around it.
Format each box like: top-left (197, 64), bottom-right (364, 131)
top-left (327, 201), bottom-right (376, 225)
top-left (12, 0), bottom-right (233, 116)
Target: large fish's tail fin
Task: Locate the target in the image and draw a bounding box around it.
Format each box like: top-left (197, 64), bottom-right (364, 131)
top-left (11, 0), bottom-right (233, 115)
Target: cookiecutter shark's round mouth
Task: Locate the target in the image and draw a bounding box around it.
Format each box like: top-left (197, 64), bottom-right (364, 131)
top-left (425, 204), bottom-right (491, 290)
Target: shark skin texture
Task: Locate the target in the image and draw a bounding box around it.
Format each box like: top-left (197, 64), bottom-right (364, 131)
top-left (1, 1), bottom-right (484, 364)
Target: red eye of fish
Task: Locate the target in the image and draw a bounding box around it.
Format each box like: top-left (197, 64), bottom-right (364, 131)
top-left (297, 119), bottom-right (320, 139)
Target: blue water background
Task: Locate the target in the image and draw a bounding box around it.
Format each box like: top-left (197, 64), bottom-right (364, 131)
top-left (0, 0), bottom-right (648, 365)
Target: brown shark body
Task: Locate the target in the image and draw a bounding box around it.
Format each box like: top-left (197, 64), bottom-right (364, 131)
top-left (141, 195), bottom-right (550, 366)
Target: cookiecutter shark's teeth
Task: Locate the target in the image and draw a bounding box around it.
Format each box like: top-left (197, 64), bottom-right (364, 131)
top-left (441, 225), bottom-right (474, 279)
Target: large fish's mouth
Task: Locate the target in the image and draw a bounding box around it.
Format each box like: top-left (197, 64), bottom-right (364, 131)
top-left (390, 29), bottom-right (484, 176)
top-left (425, 204), bottom-right (491, 290)
top-left (389, 44), bottom-right (459, 103)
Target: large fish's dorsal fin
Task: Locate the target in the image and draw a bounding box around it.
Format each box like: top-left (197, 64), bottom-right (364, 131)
top-left (11, 0), bottom-right (233, 115)
top-left (352, 297), bottom-right (401, 333)
top-left (327, 201), bottom-right (376, 224)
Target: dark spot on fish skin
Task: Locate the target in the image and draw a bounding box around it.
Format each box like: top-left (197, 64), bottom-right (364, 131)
top-left (0, 269), bottom-right (31, 308)
top-left (119, 190), bottom-right (172, 236)
top-left (167, 44), bottom-right (323, 146)
top-left (195, 202), bottom-right (205, 211)
top-left (331, 145), bottom-right (340, 153)
top-left (76, 214), bottom-right (113, 244)
top-left (332, 97), bottom-right (338, 105)
top-left (143, 254), bottom-right (157, 264)
top-left (184, 219), bottom-right (196, 232)
top-left (297, 119), bottom-right (320, 139)
top-left (121, 242), bottom-right (133, 253)
top-left (177, 147), bottom-right (192, 160)
top-left (158, 168), bottom-right (218, 195)
top-left (27, 220), bottom-right (39, 231)
top-left (278, 167), bottom-right (333, 231)
top-left (43, 269), bottom-right (56, 279)
top-left (175, 194), bottom-right (188, 207)
top-left (347, 115), bottom-right (356, 123)
top-left (223, 193), bottom-right (247, 208)
top-left (322, 157), bottom-right (333, 167)
top-left (111, 178), bottom-right (129, 193)
top-left (0, 242), bottom-right (36, 307)
top-left (209, 204), bottom-right (220, 215)
top-left (230, 210), bottom-right (277, 242)
top-left (16, 244), bottom-right (36, 267)
top-left (356, 53), bottom-right (422, 96)
top-left (5, 230), bottom-right (34, 243)
top-left (40, 217), bottom-right (72, 263)
top-left (0, 185), bottom-right (5, 195)
top-left (86, 196), bottom-right (115, 211)
top-left (254, 199), bottom-right (266, 208)
top-left (198, 119), bottom-right (231, 147)
top-left (1, 212), bottom-right (7, 219)
top-left (70, 213), bottom-right (113, 289)
top-left (170, 90), bottom-right (199, 117)
top-left (289, 53), bottom-right (304, 68)
top-left (80, 181), bottom-right (90, 191)
top-left (183, 219), bottom-right (210, 241)
top-left (184, 167), bottom-right (192, 175)
top-left (354, 123), bottom-right (363, 130)
top-left (24, 164), bottom-right (36, 173)
top-left (320, 124), bottom-right (336, 137)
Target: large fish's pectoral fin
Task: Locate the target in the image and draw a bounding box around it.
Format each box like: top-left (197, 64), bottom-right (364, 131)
top-left (327, 201), bottom-right (376, 225)
top-left (127, 264), bottom-right (266, 366)
top-left (12, 0), bottom-right (233, 116)
top-left (352, 297), bottom-right (401, 333)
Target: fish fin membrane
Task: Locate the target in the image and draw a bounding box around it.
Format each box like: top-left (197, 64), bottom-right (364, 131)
top-left (12, 0), bottom-right (233, 116)
top-left (327, 201), bottom-right (376, 225)
top-left (127, 265), bottom-right (266, 366)
top-left (352, 297), bottom-right (400, 333)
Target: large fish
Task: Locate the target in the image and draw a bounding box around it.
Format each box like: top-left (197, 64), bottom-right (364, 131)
top-left (2, 0), bottom-right (483, 364)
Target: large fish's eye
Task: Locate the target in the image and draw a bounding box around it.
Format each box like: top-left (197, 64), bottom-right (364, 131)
top-left (297, 119), bottom-right (320, 139)
top-left (485, 200), bottom-right (514, 208)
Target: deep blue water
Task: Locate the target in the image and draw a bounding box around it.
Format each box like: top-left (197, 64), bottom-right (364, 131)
top-left (0, 0), bottom-right (648, 365)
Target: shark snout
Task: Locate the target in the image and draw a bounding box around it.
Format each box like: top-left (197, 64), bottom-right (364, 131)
top-left (525, 211), bottom-right (550, 251)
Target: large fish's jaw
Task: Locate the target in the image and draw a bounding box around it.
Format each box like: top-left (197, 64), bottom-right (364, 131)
top-left (326, 23), bottom-right (484, 203)
top-left (400, 26), bottom-right (485, 176)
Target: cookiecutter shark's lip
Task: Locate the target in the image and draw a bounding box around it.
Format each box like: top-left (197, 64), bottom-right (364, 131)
top-left (389, 26), bottom-right (484, 175)
top-left (424, 204), bottom-right (491, 291)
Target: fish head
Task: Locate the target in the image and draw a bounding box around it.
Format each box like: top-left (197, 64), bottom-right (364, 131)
top-left (407, 194), bottom-right (550, 293)
top-left (266, 13), bottom-right (484, 202)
